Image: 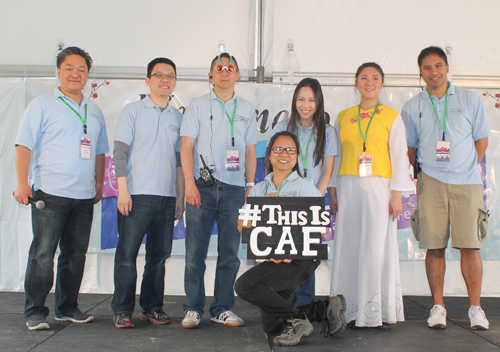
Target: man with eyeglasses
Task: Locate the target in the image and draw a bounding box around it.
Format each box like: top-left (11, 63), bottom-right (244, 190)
top-left (180, 53), bottom-right (257, 328)
top-left (111, 57), bottom-right (185, 328)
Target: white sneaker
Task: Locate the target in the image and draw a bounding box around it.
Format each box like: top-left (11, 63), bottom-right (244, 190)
top-left (182, 311), bottom-right (201, 329)
top-left (469, 305), bottom-right (489, 330)
top-left (427, 304), bottom-right (447, 329)
top-left (211, 310), bottom-right (244, 327)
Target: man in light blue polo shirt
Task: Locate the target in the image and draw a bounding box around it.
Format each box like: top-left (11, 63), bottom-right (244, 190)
top-left (402, 46), bottom-right (490, 331)
top-left (14, 47), bottom-right (109, 330)
top-left (180, 52), bottom-right (257, 328)
top-left (111, 58), bottom-right (185, 329)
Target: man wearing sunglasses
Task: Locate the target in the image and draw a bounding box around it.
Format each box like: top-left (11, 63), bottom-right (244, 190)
top-left (111, 58), bottom-right (185, 328)
top-left (180, 53), bottom-right (257, 328)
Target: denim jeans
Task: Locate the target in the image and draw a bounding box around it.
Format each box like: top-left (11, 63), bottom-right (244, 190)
top-left (234, 260), bottom-right (317, 334)
top-left (111, 195), bottom-right (175, 315)
top-left (24, 190), bottom-right (94, 319)
top-left (183, 179), bottom-right (244, 318)
top-left (292, 273), bottom-right (316, 306)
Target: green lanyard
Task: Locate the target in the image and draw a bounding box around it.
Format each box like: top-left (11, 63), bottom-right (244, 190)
top-left (427, 86), bottom-right (449, 141)
top-left (296, 127), bottom-right (314, 178)
top-left (264, 172), bottom-right (293, 196)
top-left (59, 97), bottom-right (87, 134)
top-left (216, 94), bottom-right (238, 147)
top-left (357, 102), bottom-right (380, 152)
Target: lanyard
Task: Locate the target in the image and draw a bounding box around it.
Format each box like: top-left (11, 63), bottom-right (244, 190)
top-left (59, 97), bottom-right (87, 134)
top-left (357, 102), bottom-right (380, 152)
top-left (296, 127), bottom-right (314, 178)
top-left (427, 86), bottom-right (449, 141)
top-left (264, 172), bottom-right (293, 196)
top-left (215, 94), bottom-right (238, 147)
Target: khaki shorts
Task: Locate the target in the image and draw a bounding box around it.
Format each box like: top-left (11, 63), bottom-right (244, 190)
top-left (410, 172), bottom-right (489, 249)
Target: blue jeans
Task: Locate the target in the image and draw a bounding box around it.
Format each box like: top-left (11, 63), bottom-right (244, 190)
top-left (293, 273), bottom-right (316, 306)
top-left (183, 179), bottom-right (244, 318)
top-left (111, 195), bottom-right (175, 315)
top-left (235, 260), bottom-right (317, 334)
top-left (24, 190), bottom-right (94, 319)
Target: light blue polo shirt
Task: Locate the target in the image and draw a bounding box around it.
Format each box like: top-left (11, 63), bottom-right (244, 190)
top-left (15, 88), bottom-right (109, 199)
top-left (180, 89), bottom-right (257, 187)
top-left (114, 96), bottom-right (182, 197)
top-left (249, 171), bottom-right (321, 198)
top-left (272, 120), bottom-right (338, 186)
top-left (401, 83), bottom-right (490, 185)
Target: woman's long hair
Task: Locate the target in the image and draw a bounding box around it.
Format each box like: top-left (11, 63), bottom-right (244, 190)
top-left (265, 131), bottom-right (302, 177)
top-left (287, 78), bottom-right (326, 167)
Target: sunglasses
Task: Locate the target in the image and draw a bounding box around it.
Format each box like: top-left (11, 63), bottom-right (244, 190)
top-left (271, 147), bottom-right (297, 155)
top-left (214, 55), bottom-right (236, 73)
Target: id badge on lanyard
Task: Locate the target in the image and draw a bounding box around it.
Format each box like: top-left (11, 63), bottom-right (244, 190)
top-left (226, 147), bottom-right (240, 171)
top-left (357, 151), bottom-right (373, 177)
top-left (436, 141), bottom-right (450, 162)
top-left (357, 102), bottom-right (379, 178)
top-left (80, 133), bottom-right (92, 160)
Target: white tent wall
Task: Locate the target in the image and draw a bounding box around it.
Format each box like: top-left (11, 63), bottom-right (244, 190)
top-left (0, 1), bottom-right (499, 298)
top-left (268, 0), bottom-right (500, 76)
top-left (0, 0), bottom-right (256, 71)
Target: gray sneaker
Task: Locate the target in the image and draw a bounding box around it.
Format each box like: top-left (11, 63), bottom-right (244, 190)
top-left (26, 316), bottom-right (50, 331)
top-left (323, 294), bottom-right (347, 337)
top-left (55, 309), bottom-right (94, 323)
top-left (273, 316), bottom-right (313, 346)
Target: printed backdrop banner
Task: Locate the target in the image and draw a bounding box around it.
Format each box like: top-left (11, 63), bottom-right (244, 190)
top-left (3, 78), bottom-right (499, 263)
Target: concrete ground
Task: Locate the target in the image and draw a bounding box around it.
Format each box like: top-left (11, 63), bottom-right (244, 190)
top-left (1, 293), bottom-right (499, 352)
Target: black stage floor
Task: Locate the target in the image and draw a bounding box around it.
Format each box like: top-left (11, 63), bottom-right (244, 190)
top-left (1, 293), bottom-right (499, 352)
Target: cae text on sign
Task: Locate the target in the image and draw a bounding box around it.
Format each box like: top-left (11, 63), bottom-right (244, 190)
top-left (239, 197), bottom-right (329, 260)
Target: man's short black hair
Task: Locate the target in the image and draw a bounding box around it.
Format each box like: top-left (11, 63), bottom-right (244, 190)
top-left (210, 52), bottom-right (239, 72)
top-left (147, 58), bottom-right (177, 78)
top-left (56, 47), bottom-right (93, 71)
top-left (418, 46), bottom-right (448, 68)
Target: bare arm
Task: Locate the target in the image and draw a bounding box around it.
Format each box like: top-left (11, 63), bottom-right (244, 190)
top-left (408, 147), bottom-right (417, 168)
top-left (244, 144), bottom-right (257, 200)
top-left (475, 137), bottom-right (488, 164)
top-left (14, 145), bottom-right (32, 205)
top-left (175, 166), bottom-right (185, 220)
top-left (328, 187), bottom-right (338, 215)
top-left (180, 136), bottom-right (200, 208)
top-left (94, 154), bottom-right (105, 204)
top-left (317, 156), bottom-right (334, 196)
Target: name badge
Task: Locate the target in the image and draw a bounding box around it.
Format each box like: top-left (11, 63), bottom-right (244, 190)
top-left (436, 141), bottom-right (450, 162)
top-left (357, 151), bottom-right (373, 177)
top-left (226, 148), bottom-right (240, 171)
top-left (80, 133), bottom-right (91, 160)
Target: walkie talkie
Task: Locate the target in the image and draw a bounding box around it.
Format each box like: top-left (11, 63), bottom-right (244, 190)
top-left (199, 155), bottom-right (215, 186)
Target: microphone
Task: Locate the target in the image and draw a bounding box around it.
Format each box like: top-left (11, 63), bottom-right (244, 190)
top-left (13, 191), bottom-right (45, 209)
top-left (29, 197), bottom-right (45, 209)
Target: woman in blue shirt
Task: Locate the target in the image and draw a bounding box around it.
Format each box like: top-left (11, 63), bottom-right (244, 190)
top-left (235, 131), bottom-right (344, 347)
top-left (272, 78), bottom-right (338, 307)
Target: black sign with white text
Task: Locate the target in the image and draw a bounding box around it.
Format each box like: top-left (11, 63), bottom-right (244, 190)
top-left (239, 197), bottom-right (329, 260)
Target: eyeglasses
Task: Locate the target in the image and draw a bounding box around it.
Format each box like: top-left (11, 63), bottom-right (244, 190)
top-left (271, 147), bottom-right (297, 155)
top-left (215, 64), bottom-right (235, 73)
top-left (150, 73), bottom-right (177, 81)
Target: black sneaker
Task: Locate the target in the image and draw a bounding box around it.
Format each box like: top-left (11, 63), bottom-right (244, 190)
top-left (26, 316), bottom-right (50, 331)
top-left (113, 314), bottom-right (134, 328)
top-left (55, 309), bottom-right (94, 323)
top-left (139, 309), bottom-right (171, 325)
top-left (273, 316), bottom-right (313, 346)
top-left (322, 294), bottom-right (346, 337)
